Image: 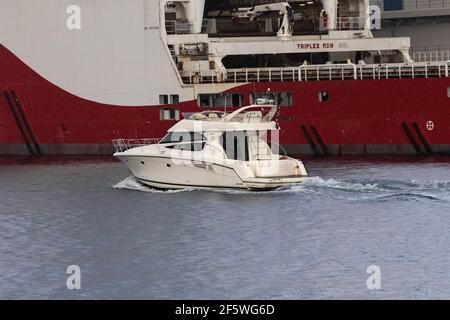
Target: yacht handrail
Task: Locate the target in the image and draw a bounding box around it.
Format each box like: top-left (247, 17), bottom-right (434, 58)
top-left (269, 141), bottom-right (288, 158)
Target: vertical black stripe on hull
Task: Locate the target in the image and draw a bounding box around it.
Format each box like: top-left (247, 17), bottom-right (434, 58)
top-left (401, 122), bottom-right (423, 155)
top-left (3, 91), bottom-right (35, 155)
top-left (11, 91), bottom-right (42, 155)
top-left (412, 122), bottom-right (434, 155)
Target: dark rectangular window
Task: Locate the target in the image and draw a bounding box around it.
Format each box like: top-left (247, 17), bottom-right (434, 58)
top-left (160, 108), bottom-right (180, 121)
top-left (159, 95), bottom-right (169, 105)
top-left (197, 93), bottom-right (243, 107)
top-left (447, 87), bottom-right (450, 98)
top-left (220, 131), bottom-right (249, 161)
top-left (170, 95), bottom-right (179, 104)
top-left (319, 91), bottom-right (329, 102)
top-left (250, 92), bottom-right (292, 106)
top-left (383, 0), bottom-right (403, 11)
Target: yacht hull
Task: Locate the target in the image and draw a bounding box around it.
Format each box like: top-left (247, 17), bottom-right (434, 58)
top-left (116, 154), bottom-right (306, 191)
top-left (116, 155), bottom-right (247, 190)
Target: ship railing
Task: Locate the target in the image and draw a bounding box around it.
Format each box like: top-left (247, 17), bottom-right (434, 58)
top-left (165, 20), bottom-right (193, 35)
top-left (180, 61), bottom-right (450, 84)
top-left (335, 17), bottom-right (365, 31)
top-left (413, 51), bottom-right (450, 62)
top-left (112, 138), bottom-right (161, 153)
top-left (319, 17), bottom-right (366, 31)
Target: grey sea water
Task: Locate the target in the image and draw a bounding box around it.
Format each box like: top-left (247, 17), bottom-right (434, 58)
top-left (1, 156), bottom-right (450, 299)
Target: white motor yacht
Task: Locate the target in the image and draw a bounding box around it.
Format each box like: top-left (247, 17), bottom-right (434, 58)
top-left (113, 102), bottom-right (307, 190)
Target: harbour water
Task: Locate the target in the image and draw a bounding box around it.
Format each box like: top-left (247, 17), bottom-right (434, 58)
top-left (1, 156), bottom-right (450, 299)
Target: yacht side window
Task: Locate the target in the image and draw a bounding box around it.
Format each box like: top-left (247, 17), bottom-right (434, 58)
top-left (161, 132), bottom-right (206, 152)
top-left (447, 87), bottom-right (450, 98)
top-left (220, 131), bottom-right (249, 161)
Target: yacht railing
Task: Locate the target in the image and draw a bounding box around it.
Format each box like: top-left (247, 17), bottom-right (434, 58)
top-left (269, 141), bottom-right (288, 159)
top-left (180, 62), bottom-right (450, 84)
top-left (112, 138), bottom-right (161, 153)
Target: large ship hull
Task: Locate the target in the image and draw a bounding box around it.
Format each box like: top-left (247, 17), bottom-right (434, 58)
top-left (1, 44), bottom-right (449, 156)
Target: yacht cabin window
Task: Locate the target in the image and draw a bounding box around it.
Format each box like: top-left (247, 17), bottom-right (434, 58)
top-left (160, 132), bottom-right (206, 144)
top-left (220, 131), bottom-right (273, 161)
top-left (160, 132), bottom-right (207, 152)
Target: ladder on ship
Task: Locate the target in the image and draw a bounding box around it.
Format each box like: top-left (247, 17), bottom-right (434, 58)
top-left (168, 44), bottom-right (177, 65)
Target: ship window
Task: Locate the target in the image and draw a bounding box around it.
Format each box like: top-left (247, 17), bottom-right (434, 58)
top-left (159, 95), bottom-right (169, 105)
top-left (383, 0), bottom-right (403, 11)
top-left (319, 91), bottom-right (329, 102)
top-left (447, 87), bottom-right (450, 98)
top-left (160, 108), bottom-right (180, 121)
top-left (250, 92), bottom-right (292, 106)
top-left (197, 93), bottom-right (243, 107)
top-left (170, 95), bottom-right (179, 104)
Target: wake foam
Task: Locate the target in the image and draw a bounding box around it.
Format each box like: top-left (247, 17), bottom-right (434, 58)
top-left (112, 175), bottom-right (450, 203)
top-left (301, 177), bottom-right (381, 192)
top-left (112, 176), bottom-right (195, 194)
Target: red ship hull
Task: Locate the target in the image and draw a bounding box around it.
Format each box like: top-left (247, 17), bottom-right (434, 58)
top-left (1, 45), bottom-right (449, 156)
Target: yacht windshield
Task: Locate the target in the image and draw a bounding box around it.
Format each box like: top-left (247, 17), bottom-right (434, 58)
top-left (159, 132), bottom-right (206, 144)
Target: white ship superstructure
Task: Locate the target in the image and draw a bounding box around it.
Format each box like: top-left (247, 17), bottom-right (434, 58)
top-left (0, 0), bottom-right (414, 107)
